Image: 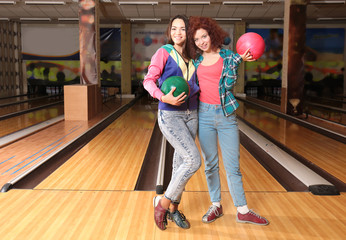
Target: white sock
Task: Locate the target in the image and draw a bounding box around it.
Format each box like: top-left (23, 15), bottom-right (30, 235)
top-left (212, 202), bottom-right (221, 208)
top-left (237, 205), bottom-right (249, 214)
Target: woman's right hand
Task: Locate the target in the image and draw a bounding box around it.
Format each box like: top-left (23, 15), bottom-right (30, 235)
top-left (161, 87), bottom-right (187, 106)
top-left (240, 48), bottom-right (256, 62)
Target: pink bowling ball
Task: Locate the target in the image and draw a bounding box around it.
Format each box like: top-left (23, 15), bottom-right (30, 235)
top-left (236, 32), bottom-right (265, 60)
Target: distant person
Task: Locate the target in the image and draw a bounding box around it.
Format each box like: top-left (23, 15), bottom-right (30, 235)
top-left (101, 69), bottom-right (110, 81)
top-left (57, 69), bottom-right (66, 94)
top-left (265, 29), bottom-right (282, 60)
top-left (43, 67), bottom-right (50, 81)
top-left (109, 65), bottom-right (121, 87)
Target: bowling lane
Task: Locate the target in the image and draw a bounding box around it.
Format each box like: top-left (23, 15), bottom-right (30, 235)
top-left (237, 101), bottom-right (346, 184)
top-left (186, 139), bottom-right (285, 193)
top-left (35, 98), bottom-right (158, 191)
top-left (0, 98), bottom-right (127, 189)
top-left (0, 94), bottom-right (63, 116)
top-left (0, 93), bottom-right (44, 105)
top-left (36, 97), bottom-right (285, 193)
top-left (0, 104), bottom-right (64, 138)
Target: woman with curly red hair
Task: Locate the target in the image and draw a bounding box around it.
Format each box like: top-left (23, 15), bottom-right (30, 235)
top-left (188, 16), bottom-right (269, 226)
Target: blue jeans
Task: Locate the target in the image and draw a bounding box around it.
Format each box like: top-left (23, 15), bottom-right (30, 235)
top-left (198, 102), bottom-right (247, 207)
top-left (158, 109), bottom-right (201, 204)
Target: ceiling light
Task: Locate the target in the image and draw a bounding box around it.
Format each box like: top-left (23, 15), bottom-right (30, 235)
top-left (20, 18), bottom-right (52, 21)
top-left (0, 18), bottom-right (10, 21)
top-left (58, 18), bottom-right (79, 21)
top-left (25, 1), bottom-right (66, 5)
top-left (0, 1), bottom-right (16, 4)
top-left (310, 0), bottom-right (345, 3)
top-left (129, 18), bottom-right (161, 22)
top-left (214, 18), bottom-right (242, 21)
top-left (171, 1), bottom-right (210, 5)
top-left (119, 1), bottom-right (158, 5)
top-left (223, 1), bottom-right (263, 5)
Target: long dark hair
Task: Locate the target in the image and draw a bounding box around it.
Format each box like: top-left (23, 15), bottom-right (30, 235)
top-left (166, 14), bottom-right (191, 60)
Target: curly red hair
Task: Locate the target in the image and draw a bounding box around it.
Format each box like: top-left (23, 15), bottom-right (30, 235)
top-left (188, 16), bottom-right (229, 59)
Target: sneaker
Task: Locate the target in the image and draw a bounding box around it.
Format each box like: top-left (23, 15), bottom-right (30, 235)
top-left (202, 205), bottom-right (224, 223)
top-left (170, 210), bottom-right (190, 229)
top-left (236, 209), bottom-right (269, 226)
top-left (153, 196), bottom-right (168, 230)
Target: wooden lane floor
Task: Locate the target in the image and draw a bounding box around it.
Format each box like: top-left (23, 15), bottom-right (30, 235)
top-left (0, 103), bottom-right (64, 138)
top-left (237, 101), bottom-right (346, 185)
top-left (0, 97), bottom-right (345, 239)
top-left (34, 97), bottom-right (283, 193)
top-left (0, 94), bottom-right (63, 118)
top-left (0, 190), bottom-right (344, 239)
top-left (35, 99), bottom-right (158, 191)
top-left (0, 94), bottom-right (49, 105)
top-left (0, 98), bottom-right (130, 189)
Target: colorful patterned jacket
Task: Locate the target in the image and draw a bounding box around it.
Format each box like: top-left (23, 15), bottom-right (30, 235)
top-left (143, 44), bottom-right (200, 111)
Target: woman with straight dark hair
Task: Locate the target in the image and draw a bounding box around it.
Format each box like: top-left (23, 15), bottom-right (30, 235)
top-left (143, 15), bottom-right (201, 230)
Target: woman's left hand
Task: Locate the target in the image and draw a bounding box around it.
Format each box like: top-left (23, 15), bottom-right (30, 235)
top-left (161, 87), bottom-right (187, 106)
top-left (240, 48), bottom-right (256, 62)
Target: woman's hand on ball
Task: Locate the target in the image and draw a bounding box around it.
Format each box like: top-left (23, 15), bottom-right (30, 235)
top-left (161, 87), bottom-right (187, 106)
top-left (241, 48), bottom-right (256, 62)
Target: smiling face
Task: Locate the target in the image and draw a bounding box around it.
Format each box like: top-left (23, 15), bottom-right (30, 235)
top-left (170, 18), bottom-right (186, 47)
top-left (193, 28), bottom-right (212, 53)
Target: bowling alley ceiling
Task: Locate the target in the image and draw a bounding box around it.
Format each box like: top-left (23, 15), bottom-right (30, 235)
top-left (0, 0), bottom-right (346, 24)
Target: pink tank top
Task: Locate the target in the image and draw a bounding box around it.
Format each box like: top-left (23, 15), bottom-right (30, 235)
top-left (197, 57), bottom-right (223, 104)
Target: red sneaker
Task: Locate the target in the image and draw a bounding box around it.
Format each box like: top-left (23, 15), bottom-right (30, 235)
top-left (202, 205), bottom-right (224, 223)
top-left (153, 196), bottom-right (168, 230)
top-left (236, 210), bottom-right (269, 225)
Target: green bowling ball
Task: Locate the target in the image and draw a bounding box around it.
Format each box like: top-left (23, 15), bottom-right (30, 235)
top-left (161, 76), bottom-right (190, 100)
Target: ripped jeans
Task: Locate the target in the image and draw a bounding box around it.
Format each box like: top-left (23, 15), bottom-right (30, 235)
top-left (158, 109), bottom-right (201, 204)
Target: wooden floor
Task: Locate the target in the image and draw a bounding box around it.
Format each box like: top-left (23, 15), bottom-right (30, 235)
top-left (0, 104), bottom-right (65, 138)
top-left (0, 98), bottom-right (130, 188)
top-left (0, 190), bottom-right (344, 240)
top-left (0, 96), bottom-right (345, 239)
top-left (0, 94), bottom-right (64, 137)
top-left (237, 101), bottom-right (346, 183)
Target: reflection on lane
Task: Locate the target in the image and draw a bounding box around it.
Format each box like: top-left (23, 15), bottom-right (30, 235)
top-left (0, 104), bottom-right (64, 138)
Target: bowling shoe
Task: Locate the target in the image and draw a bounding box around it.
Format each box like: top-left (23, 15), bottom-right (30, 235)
top-left (202, 205), bottom-right (224, 223)
top-left (169, 210), bottom-right (190, 229)
top-left (153, 196), bottom-right (169, 230)
top-left (236, 209), bottom-right (269, 225)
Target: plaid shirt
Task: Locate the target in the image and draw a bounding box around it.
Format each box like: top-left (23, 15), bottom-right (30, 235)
top-left (195, 48), bottom-right (243, 116)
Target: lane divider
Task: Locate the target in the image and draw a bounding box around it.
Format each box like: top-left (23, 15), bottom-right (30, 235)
top-left (238, 119), bottom-right (339, 195)
top-left (0, 115), bottom-right (64, 148)
top-left (156, 136), bottom-right (166, 195)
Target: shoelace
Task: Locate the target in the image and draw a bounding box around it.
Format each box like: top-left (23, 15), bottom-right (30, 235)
top-left (206, 205), bottom-right (219, 216)
top-left (176, 210), bottom-right (186, 221)
top-left (248, 210), bottom-right (264, 219)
